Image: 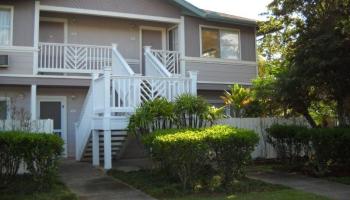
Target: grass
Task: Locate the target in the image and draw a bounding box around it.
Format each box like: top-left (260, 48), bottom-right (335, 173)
top-left (108, 170), bottom-right (329, 200)
top-left (326, 176), bottom-right (350, 185)
top-left (0, 176), bottom-right (77, 200)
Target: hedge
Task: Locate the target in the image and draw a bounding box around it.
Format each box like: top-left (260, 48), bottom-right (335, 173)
top-left (266, 125), bottom-right (350, 175)
top-left (143, 125), bottom-right (259, 190)
top-left (0, 131), bottom-right (63, 191)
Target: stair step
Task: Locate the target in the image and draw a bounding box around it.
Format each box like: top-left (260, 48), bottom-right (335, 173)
top-left (86, 142), bottom-right (124, 147)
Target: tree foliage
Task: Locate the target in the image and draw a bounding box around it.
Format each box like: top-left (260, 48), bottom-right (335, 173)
top-left (256, 0), bottom-right (350, 127)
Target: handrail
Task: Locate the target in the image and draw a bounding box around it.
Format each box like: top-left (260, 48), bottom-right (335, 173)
top-left (144, 46), bottom-right (173, 77)
top-left (75, 85), bottom-right (94, 160)
top-left (111, 44), bottom-right (135, 76)
top-left (150, 49), bottom-right (181, 75)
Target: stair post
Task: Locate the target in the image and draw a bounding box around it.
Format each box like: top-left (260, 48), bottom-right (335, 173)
top-left (92, 73), bottom-right (100, 167)
top-left (188, 71), bottom-right (198, 95)
top-left (103, 67), bottom-right (112, 170)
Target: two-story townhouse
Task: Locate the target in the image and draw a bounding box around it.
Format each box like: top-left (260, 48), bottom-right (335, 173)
top-left (0, 0), bottom-right (257, 169)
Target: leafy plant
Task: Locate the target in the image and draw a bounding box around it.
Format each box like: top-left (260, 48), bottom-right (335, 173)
top-left (221, 84), bottom-right (253, 117)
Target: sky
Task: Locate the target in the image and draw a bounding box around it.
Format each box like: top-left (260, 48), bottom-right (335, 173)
top-left (185, 0), bottom-right (271, 20)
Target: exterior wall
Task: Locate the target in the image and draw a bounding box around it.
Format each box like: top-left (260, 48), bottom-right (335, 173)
top-left (184, 16), bottom-right (256, 61)
top-left (0, 50), bottom-right (33, 75)
top-left (39, 0), bottom-right (182, 19)
top-left (37, 87), bottom-right (88, 158)
top-left (186, 59), bottom-right (257, 85)
top-left (0, 85), bottom-right (88, 158)
top-left (40, 12), bottom-right (173, 74)
top-left (1, 0), bottom-right (35, 46)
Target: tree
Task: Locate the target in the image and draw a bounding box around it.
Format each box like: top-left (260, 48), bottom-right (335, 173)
top-left (259, 0), bottom-right (350, 127)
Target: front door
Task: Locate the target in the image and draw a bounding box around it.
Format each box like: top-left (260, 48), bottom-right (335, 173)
top-left (141, 28), bottom-right (164, 75)
top-left (37, 96), bottom-right (67, 156)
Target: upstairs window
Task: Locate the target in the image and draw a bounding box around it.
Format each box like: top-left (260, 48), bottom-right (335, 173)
top-left (201, 27), bottom-right (240, 60)
top-left (0, 6), bottom-right (13, 46)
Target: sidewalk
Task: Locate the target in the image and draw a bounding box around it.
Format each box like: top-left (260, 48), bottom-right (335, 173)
top-left (249, 171), bottom-right (350, 200)
top-left (59, 159), bottom-right (156, 200)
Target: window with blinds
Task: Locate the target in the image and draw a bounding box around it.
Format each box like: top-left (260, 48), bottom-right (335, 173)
top-left (0, 7), bottom-right (12, 46)
top-left (201, 27), bottom-right (240, 60)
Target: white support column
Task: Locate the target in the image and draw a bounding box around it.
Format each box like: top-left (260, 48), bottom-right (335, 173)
top-left (179, 16), bottom-right (186, 77)
top-left (188, 71), bottom-right (198, 95)
top-left (103, 67), bottom-right (112, 170)
top-left (31, 85), bottom-right (37, 120)
top-left (33, 1), bottom-right (40, 75)
top-left (92, 130), bottom-right (100, 167)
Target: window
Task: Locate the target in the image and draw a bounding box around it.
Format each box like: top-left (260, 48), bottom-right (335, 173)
top-left (0, 97), bottom-right (10, 120)
top-left (201, 27), bottom-right (240, 60)
top-left (0, 6), bottom-right (13, 46)
top-left (168, 27), bottom-right (179, 51)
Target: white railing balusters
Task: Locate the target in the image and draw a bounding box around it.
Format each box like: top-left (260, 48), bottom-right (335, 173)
top-left (38, 42), bottom-right (112, 73)
top-left (149, 49), bottom-right (181, 75)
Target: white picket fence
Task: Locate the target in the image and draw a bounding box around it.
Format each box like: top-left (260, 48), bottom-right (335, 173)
top-left (0, 119), bottom-right (54, 133)
top-left (218, 117), bottom-right (308, 159)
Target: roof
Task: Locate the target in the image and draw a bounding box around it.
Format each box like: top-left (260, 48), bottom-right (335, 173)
top-left (170, 0), bottom-right (257, 27)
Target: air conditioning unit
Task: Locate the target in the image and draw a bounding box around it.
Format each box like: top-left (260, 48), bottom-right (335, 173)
top-left (0, 55), bottom-right (9, 67)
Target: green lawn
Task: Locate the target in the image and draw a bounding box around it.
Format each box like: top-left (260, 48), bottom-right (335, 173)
top-left (326, 176), bottom-right (350, 185)
top-left (108, 170), bottom-right (329, 200)
top-left (0, 177), bottom-right (77, 200)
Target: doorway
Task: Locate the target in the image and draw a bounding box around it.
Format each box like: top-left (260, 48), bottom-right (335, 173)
top-left (37, 96), bottom-right (67, 156)
top-left (140, 26), bottom-right (166, 75)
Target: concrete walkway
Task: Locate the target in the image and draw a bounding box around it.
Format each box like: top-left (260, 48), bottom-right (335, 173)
top-left (59, 159), bottom-right (156, 200)
top-left (249, 171), bottom-right (350, 200)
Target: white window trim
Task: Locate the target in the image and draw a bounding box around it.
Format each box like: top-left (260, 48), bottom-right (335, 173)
top-left (199, 24), bottom-right (241, 61)
top-left (167, 25), bottom-right (178, 50)
top-left (0, 96), bottom-right (11, 120)
top-left (0, 5), bottom-right (14, 46)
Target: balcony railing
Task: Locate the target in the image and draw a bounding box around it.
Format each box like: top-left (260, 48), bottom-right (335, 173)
top-left (149, 49), bottom-right (181, 75)
top-left (38, 42), bottom-right (112, 73)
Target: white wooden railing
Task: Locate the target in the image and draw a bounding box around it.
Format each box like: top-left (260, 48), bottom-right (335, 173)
top-left (111, 75), bottom-right (193, 112)
top-left (0, 119), bottom-right (53, 133)
top-left (91, 70), bottom-right (197, 115)
top-left (144, 46), bottom-right (172, 77)
top-left (38, 42), bottom-right (112, 73)
top-left (149, 48), bottom-right (181, 75)
top-left (75, 86), bottom-right (94, 160)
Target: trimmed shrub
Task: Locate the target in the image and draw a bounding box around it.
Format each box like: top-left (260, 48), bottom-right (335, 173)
top-left (143, 125), bottom-right (259, 191)
top-left (205, 126), bottom-right (259, 188)
top-left (0, 131), bottom-right (63, 190)
top-left (266, 125), bottom-right (350, 176)
top-left (308, 128), bottom-right (350, 175)
top-left (266, 124), bottom-right (309, 164)
top-left (144, 129), bottom-right (208, 190)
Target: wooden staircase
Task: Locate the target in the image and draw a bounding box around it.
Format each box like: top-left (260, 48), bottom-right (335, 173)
top-left (82, 130), bottom-right (128, 162)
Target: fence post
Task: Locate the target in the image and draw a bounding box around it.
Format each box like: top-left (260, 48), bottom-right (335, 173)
top-left (103, 67), bottom-right (112, 170)
top-left (188, 71), bottom-right (198, 95)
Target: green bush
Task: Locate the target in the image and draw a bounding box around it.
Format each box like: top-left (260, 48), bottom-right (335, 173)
top-left (128, 94), bottom-right (225, 136)
top-left (143, 125), bottom-right (259, 191)
top-left (205, 126), bottom-right (259, 189)
top-left (266, 124), bottom-right (309, 164)
top-left (266, 125), bottom-right (350, 176)
top-left (0, 131), bottom-right (63, 191)
top-left (308, 128), bottom-right (350, 175)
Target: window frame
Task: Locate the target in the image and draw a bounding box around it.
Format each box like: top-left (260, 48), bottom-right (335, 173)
top-left (0, 96), bottom-right (11, 120)
top-left (0, 5), bottom-right (14, 46)
top-left (199, 25), bottom-right (241, 60)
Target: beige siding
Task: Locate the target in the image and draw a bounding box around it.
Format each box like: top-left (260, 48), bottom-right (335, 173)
top-left (0, 51), bottom-right (33, 75)
top-left (40, 0), bottom-right (182, 19)
top-left (184, 16), bottom-right (256, 62)
top-left (2, 0), bottom-right (35, 46)
top-left (39, 12), bottom-right (173, 73)
top-left (186, 59), bottom-right (257, 84)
